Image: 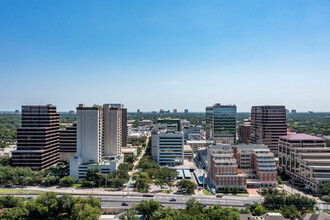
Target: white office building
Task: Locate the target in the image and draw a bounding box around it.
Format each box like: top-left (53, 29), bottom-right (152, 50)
top-left (157, 131), bottom-right (184, 166)
top-left (70, 104), bottom-right (125, 179)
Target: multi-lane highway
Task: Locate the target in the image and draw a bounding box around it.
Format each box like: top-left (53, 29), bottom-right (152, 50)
top-left (12, 193), bottom-right (263, 209)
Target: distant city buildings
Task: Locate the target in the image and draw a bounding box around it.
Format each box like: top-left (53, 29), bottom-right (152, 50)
top-left (250, 105), bottom-right (287, 155)
top-left (184, 109), bottom-right (188, 114)
top-left (173, 109), bottom-right (177, 114)
top-left (60, 122), bottom-right (77, 163)
top-left (69, 110), bottom-right (75, 114)
top-left (278, 133), bottom-right (330, 193)
top-left (157, 131), bottom-right (184, 166)
top-left (291, 109), bottom-right (296, 114)
top-left (205, 103), bottom-right (237, 144)
top-left (14, 109), bottom-right (19, 114)
top-left (12, 105), bottom-right (60, 171)
top-left (137, 109), bottom-right (140, 114)
top-left (238, 119), bottom-right (251, 144)
top-left (70, 104), bottom-right (126, 179)
top-left (159, 109), bottom-right (170, 114)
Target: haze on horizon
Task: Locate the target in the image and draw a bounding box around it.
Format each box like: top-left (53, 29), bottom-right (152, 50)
top-left (1, 1), bottom-right (330, 112)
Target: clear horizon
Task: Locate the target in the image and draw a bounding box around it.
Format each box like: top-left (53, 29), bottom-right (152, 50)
top-left (1, 1), bottom-right (330, 112)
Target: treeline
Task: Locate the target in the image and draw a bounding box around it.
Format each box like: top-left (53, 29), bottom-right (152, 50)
top-left (0, 193), bottom-right (101, 220)
top-left (288, 113), bottom-right (330, 136)
top-left (121, 192), bottom-right (317, 220)
top-left (248, 187), bottom-right (317, 219)
top-left (121, 198), bottom-right (246, 220)
top-left (0, 161), bottom-right (69, 186)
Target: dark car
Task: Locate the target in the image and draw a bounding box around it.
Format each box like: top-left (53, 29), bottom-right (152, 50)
top-left (4, 185), bottom-right (11, 188)
top-left (244, 203), bottom-right (250, 206)
top-left (122, 202), bottom-right (129, 206)
top-left (169, 198), bottom-right (177, 202)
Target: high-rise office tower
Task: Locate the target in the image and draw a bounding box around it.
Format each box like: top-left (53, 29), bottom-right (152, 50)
top-left (173, 109), bottom-right (177, 114)
top-left (184, 109), bottom-right (188, 114)
top-left (70, 104), bottom-right (127, 179)
top-left (12, 105), bottom-right (60, 170)
top-left (157, 131), bottom-right (184, 166)
top-left (60, 122), bottom-right (77, 163)
top-left (250, 106), bottom-right (287, 154)
top-left (205, 103), bottom-right (237, 144)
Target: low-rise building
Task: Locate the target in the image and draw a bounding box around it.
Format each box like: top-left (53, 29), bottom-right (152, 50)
top-left (0, 146), bottom-right (16, 159)
top-left (122, 147), bottom-right (138, 157)
top-left (157, 118), bottom-right (181, 131)
top-left (183, 125), bottom-right (201, 140)
top-left (187, 140), bottom-right (212, 151)
top-left (207, 144), bottom-right (277, 190)
top-left (278, 133), bottom-right (330, 193)
top-left (138, 120), bottom-right (153, 127)
top-left (184, 145), bottom-right (194, 160)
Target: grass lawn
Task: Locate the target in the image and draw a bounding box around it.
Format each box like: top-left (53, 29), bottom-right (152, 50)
top-left (72, 184), bottom-right (82, 188)
top-left (160, 190), bottom-right (171, 194)
top-left (202, 189), bottom-right (211, 195)
top-left (0, 188), bottom-right (45, 195)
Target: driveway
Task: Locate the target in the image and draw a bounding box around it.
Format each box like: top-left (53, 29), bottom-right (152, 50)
top-left (247, 188), bottom-right (259, 196)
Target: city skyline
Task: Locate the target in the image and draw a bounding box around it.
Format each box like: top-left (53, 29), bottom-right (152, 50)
top-left (1, 1), bottom-right (330, 112)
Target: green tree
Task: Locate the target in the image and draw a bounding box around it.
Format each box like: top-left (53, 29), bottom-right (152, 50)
top-left (0, 207), bottom-right (29, 219)
top-left (232, 186), bottom-right (239, 194)
top-left (85, 169), bottom-right (102, 185)
top-left (224, 185), bottom-right (231, 192)
top-left (185, 198), bottom-right (204, 214)
top-left (155, 168), bottom-right (177, 183)
top-left (277, 205), bottom-right (300, 219)
top-left (137, 147), bottom-right (142, 156)
top-left (252, 205), bottom-right (265, 216)
top-left (125, 154), bottom-right (137, 163)
top-left (133, 172), bottom-right (153, 192)
top-left (176, 179), bottom-right (197, 194)
top-left (151, 207), bottom-right (179, 220)
top-left (203, 205), bottom-right (240, 220)
top-left (321, 182), bottom-right (330, 196)
top-left (120, 209), bottom-right (139, 220)
top-left (167, 182), bottom-right (175, 191)
top-left (59, 176), bottom-right (77, 187)
top-left (134, 200), bottom-right (161, 220)
top-left (155, 179), bottom-right (165, 190)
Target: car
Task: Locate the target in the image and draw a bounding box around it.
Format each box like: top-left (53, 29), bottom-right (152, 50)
top-left (177, 206), bottom-right (184, 209)
top-left (27, 197), bottom-right (33, 200)
top-left (169, 198), bottom-right (177, 202)
top-left (244, 203), bottom-right (250, 206)
top-left (4, 185), bottom-right (11, 188)
top-left (122, 202), bottom-right (129, 206)
top-left (161, 204), bottom-right (165, 208)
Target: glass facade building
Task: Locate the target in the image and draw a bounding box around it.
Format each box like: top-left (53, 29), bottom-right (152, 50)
top-left (205, 103), bottom-right (237, 144)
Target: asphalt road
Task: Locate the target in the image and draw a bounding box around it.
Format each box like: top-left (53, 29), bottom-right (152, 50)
top-left (11, 194), bottom-right (262, 208)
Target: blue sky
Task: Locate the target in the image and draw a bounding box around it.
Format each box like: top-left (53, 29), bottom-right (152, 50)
top-left (1, 1), bottom-right (330, 112)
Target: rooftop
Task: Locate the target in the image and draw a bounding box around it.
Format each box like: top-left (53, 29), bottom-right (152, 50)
top-left (280, 133), bottom-right (324, 141)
